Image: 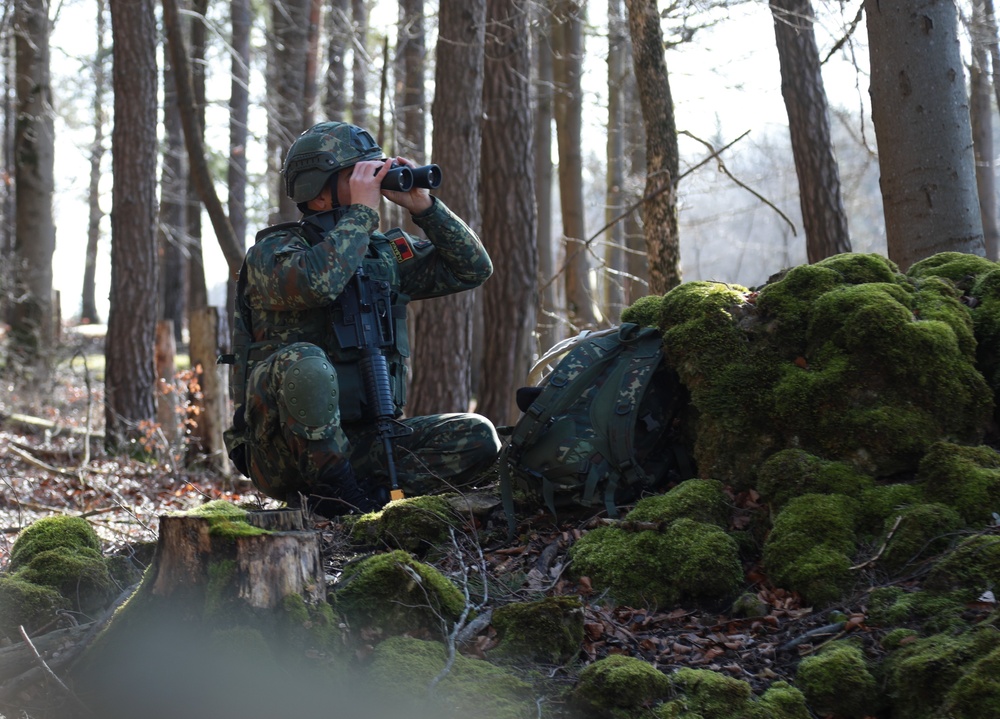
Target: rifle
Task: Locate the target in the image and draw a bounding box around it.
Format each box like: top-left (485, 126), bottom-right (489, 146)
top-left (332, 265), bottom-right (412, 501)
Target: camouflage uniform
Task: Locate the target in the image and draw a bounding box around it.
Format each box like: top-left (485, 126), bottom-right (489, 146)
top-left (240, 197), bottom-right (500, 509)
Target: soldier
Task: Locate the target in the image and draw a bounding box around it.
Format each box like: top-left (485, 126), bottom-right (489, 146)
top-left (224, 121), bottom-right (500, 516)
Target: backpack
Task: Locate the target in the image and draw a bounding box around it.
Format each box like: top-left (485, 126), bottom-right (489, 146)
top-left (499, 323), bottom-right (694, 526)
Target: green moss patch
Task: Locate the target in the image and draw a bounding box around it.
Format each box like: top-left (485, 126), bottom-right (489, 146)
top-left (918, 441), bottom-right (1000, 526)
top-left (9, 514), bottom-right (102, 570)
top-left (625, 478), bottom-right (731, 527)
top-left (572, 654), bottom-right (671, 712)
top-left (0, 576), bottom-right (69, 638)
top-left (795, 641), bottom-right (878, 718)
top-left (177, 500), bottom-right (268, 538)
top-left (490, 596), bottom-right (584, 665)
top-left (757, 449), bottom-right (873, 511)
top-left (16, 546), bottom-right (117, 613)
top-left (350, 494), bottom-right (459, 554)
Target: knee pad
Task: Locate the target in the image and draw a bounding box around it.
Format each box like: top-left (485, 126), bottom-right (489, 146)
top-left (277, 346), bottom-right (341, 441)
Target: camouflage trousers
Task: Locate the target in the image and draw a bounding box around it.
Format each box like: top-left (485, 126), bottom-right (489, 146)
top-left (244, 343), bottom-right (501, 501)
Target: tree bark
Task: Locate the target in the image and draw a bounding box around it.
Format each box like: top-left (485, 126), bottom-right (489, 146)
top-left (186, 0), bottom-right (209, 313)
top-left (605, 0), bottom-right (627, 320)
top-left (324, 0), bottom-right (351, 121)
top-left (972, 0), bottom-right (1000, 261)
top-left (866, 0), bottom-right (985, 270)
top-left (188, 307), bottom-right (229, 472)
top-left (478, 0), bottom-right (537, 426)
top-left (82, 0), bottom-right (108, 325)
top-left (770, 0), bottom-right (852, 263)
top-left (533, 2), bottom-right (560, 351)
top-left (351, 0), bottom-right (370, 129)
top-left (552, 0), bottom-right (598, 328)
top-left (624, 0), bottom-right (682, 294)
top-left (228, 0), bottom-right (251, 256)
top-left (12, 0), bottom-right (56, 368)
top-left (407, 0), bottom-right (485, 416)
top-left (159, 33), bottom-right (188, 341)
top-left (106, 0), bottom-right (159, 446)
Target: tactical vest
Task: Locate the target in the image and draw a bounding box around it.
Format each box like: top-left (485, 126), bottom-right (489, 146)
top-left (223, 220), bottom-right (411, 467)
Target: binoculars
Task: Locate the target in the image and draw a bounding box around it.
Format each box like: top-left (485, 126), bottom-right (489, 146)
top-left (380, 162), bottom-right (442, 192)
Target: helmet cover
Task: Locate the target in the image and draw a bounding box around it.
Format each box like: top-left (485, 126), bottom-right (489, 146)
top-left (282, 122), bottom-right (383, 203)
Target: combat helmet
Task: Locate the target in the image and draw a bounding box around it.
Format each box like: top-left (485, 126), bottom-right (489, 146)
top-left (282, 122), bottom-right (383, 203)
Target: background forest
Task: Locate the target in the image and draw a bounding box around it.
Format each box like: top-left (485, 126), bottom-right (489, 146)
top-left (3, 0), bottom-right (998, 446)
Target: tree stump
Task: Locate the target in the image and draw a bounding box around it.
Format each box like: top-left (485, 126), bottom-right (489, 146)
top-left (149, 506), bottom-right (324, 609)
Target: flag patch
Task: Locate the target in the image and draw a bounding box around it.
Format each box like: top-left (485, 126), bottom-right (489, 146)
top-left (391, 235), bottom-right (415, 262)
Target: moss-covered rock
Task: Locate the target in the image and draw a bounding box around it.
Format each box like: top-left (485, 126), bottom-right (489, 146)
top-left (16, 546), bottom-right (117, 613)
top-left (569, 518), bottom-right (742, 609)
top-left (795, 641), bottom-right (878, 718)
top-left (756, 449), bottom-right (873, 511)
top-left (620, 293), bottom-right (666, 327)
top-left (350, 494), bottom-right (458, 554)
top-left (755, 681), bottom-right (812, 719)
top-left (884, 624), bottom-right (1000, 719)
top-left (572, 654), bottom-right (671, 713)
top-left (866, 586), bottom-right (967, 634)
top-left (918, 441), bottom-right (1000, 526)
top-left (879, 503), bottom-right (963, 574)
top-left (0, 575), bottom-right (69, 638)
top-left (655, 667), bottom-right (756, 719)
top-left (331, 549), bottom-right (466, 639)
top-left (367, 635), bottom-right (534, 719)
top-left (9, 514), bottom-right (103, 570)
top-left (854, 483), bottom-right (925, 536)
top-left (925, 533), bottom-right (1000, 602)
top-left (624, 478), bottom-right (730, 527)
top-left (490, 596), bottom-right (584, 665)
top-left (940, 643), bottom-right (1000, 718)
top-left (762, 494), bottom-right (858, 605)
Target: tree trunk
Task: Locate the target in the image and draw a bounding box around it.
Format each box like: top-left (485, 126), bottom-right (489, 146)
top-left (770, 0), bottom-right (852, 263)
top-left (106, 0), bottom-right (159, 447)
top-left (186, 0), bottom-right (209, 313)
top-left (155, 320), bottom-right (180, 443)
top-left (406, 0), bottom-right (485, 416)
top-left (605, 0), bottom-right (626, 321)
top-left (82, 0), bottom-right (108, 325)
top-left (396, 0), bottom-right (426, 163)
top-left (188, 307), bottom-right (229, 472)
top-left (624, 0), bottom-right (682, 295)
top-left (159, 35), bottom-right (188, 342)
top-left (866, 0), bottom-right (985, 270)
top-left (622, 27), bottom-right (647, 305)
top-left (533, 2), bottom-right (560, 351)
top-left (478, 0), bottom-right (537, 426)
top-left (552, 0), bottom-right (598, 329)
top-left (351, 0), bottom-right (370, 129)
top-left (228, 0), bottom-right (251, 256)
top-left (324, 0), bottom-right (351, 121)
top-left (972, 0), bottom-right (1000, 261)
top-left (12, 0), bottom-right (56, 370)
top-left (267, 0), bottom-right (312, 223)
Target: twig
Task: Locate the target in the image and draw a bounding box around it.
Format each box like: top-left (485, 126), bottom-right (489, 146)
top-left (16, 625), bottom-right (94, 716)
top-left (850, 515), bottom-right (903, 570)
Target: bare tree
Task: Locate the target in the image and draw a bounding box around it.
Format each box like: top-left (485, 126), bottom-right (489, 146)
top-left (351, 0), bottom-right (370, 128)
top-left (478, 0), bottom-right (537, 425)
top-left (82, 0), bottom-right (108, 325)
top-left (972, 0), bottom-right (999, 260)
top-left (866, 0), bottom-right (985, 269)
top-left (324, 0), bottom-right (351, 121)
top-left (552, 0), bottom-right (598, 328)
top-left (770, 0), bottom-right (852, 262)
top-left (624, 0), bottom-right (681, 294)
top-left (186, 0), bottom-right (209, 312)
top-left (11, 0), bottom-right (56, 369)
top-left (396, 0), bottom-right (425, 161)
top-left (407, 0), bottom-right (485, 415)
top-left (159, 29), bottom-right (187, 341)
top-left (604, 0), bottom-right (626, 320)
top-left (533, 1), bottom-right (560, 351)
top-left (106, 0), bottom-right (158, 446)
top-left (228, 0), bottom-right (251, 253)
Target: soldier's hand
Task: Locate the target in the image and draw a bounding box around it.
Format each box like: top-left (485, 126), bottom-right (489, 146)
top-left (382, 156), bottom-right (433, 215)
top-left (350, 160), bottom-right (391, 211)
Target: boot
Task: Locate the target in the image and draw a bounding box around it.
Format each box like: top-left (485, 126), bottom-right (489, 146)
top-left (308, 459), bottom-right (384, 518)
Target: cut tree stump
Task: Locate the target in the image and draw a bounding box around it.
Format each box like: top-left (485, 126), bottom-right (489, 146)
top-left (150, 507), bottom-right (324, 609)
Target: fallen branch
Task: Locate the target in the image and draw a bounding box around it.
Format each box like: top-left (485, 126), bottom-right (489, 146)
top-left (0, 412), bottom-right (105, 441)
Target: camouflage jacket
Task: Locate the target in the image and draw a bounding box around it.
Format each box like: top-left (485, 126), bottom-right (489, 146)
top-left (240, 196), bottom-right (492, 420)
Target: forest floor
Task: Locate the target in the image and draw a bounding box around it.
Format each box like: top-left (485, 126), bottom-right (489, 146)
top-left (1, 335), bottom-right (982, 715)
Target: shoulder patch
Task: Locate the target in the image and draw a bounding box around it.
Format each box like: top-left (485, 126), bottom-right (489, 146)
top-left (413, 239), bottom-right (432, 250)
top-left (391, 235), bottom-right (415, 263)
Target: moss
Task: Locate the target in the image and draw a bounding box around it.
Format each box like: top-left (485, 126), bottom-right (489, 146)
top-left (795, 641), bottom-right (878, 718)
top-left (881, 628), bottom-right (919, 651)
top-left (941, 644), bottom-right (1000, 718)
top-left (756, 449), bottom-right (873, 510)
top-left (621, 294), bottom-right (666, 327)
top-left (970, 268), bottom-right (1000, 408)
top-left (867, 586), bottom-right (967, 634)
top-left (816, 252), bottom-right (901, 284)
top-left (755, 264), bottom-right (849, 355)
top-left (569, 518), bottom-right (742, 609)
top-left (0, 575), bottom-right (69, 637)
top-left (918, 441), bottom-right (1000, 526)
top-left (854, 483), bottom-right (924, 536)
top-left (907, 251), bottom-right (996, 288)
top-left (573, 654), bottom-right (672, 711)
top-left (884, 624), bottom-right (1000, 719)
top-left (624, 478), bottom-right (730, 527)
top-left (9, 515), bottom-right (103, 570)
top-left (367, 635), bottom-right (534, 719)
top-left (350, 494), bottom-right (457, 554)
top-left (755, 681), bottom-right (811, 719)
top-left (178, 500), bottom-right (268, 538)
top-left (16, 547), bottom-right (117, 613)
top-left (925, 534), bottom-right (1000, 601)
top-left (331, 549), bottom-right (466, 639)
top-left (655, 667), bottom-right (755, 719)
top-left (204, 559), bottom-right (237, 618)
top-left (763, 494), bottom-right (857, 605)
top-left (490, 596), bottom-right (584, 665)
top-left (279, 593), bottom-right (343, 654)
top-left (879, 503), bottom-right (963, 575)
